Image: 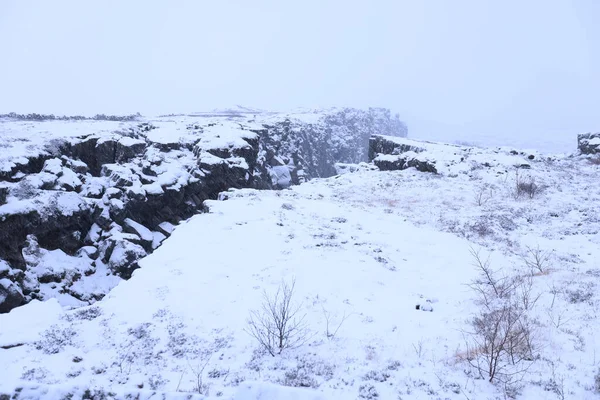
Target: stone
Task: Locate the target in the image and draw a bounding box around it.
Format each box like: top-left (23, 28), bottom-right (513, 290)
top-left (0, 278), bottom-right (25, 313)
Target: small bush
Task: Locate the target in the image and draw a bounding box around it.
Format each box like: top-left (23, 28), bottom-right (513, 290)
top-left (280, 368), bottom-right (318, 388)
top-left (35, 324), bottom-right (77, 354)
top-left (565, 286), bottom-right (594, 304)
top-left (65, 306), bottom-right (102, 321)
top-left (511, 169), bottom-right (544, 200)
top-left (21, 367), bottom-right (48, 381)
top-left (363, 370), bottom-right (390, 382)
top-left (464, 248), bottom-right (537, 386)
top-left (358, 384), bottom-right (379, 399)
top-left (246, 278), bottom-right (310, 356)
top-left (521, 245), bottom-right (553, 275)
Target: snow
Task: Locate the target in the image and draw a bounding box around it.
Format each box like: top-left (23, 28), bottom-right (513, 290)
top-left (589, 137), bottom-right (600, 145)
top-left (118, 136), bottom-right (146, 147)
top-left (124, 218), bottom-right (154, 243)
top-left (42, 158), bottom-right (63, 175)
top-left (233, 382), bottom-right (326, 400)
top-left (373, 153), bottom-right (401, 162)
top-left (0, 298), bottom-right (63, 347)
top-left (1, 113), bottom-right (599, 399)
top-left (141, 182), bottom-right (163, 195)
top-left (269, 165), bottom-right (292, 187)
top-left (159, 222), bottom-right (175, 234)
top-left (4, 148), bottom-right (599, 398)
top-left (197, 123), bottom-right (257, 151)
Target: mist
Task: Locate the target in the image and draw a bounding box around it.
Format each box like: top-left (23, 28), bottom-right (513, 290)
top-left (1, 0), bottom-right (598, 147)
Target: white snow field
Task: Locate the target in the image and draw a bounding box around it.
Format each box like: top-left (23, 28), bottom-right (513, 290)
top-left (1, 136), bottom-right (600, 399)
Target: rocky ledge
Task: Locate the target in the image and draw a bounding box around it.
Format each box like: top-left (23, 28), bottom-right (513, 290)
top-left (0, 108), bottom-right (406, 313)
top-left (368, 134), bottom-right (543, 176)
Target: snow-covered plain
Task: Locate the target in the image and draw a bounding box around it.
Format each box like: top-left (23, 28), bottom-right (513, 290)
top-left (1, 132), bottom-right (600, 399)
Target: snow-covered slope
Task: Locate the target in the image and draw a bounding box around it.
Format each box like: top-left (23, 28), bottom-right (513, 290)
top-left (0, 108), bottom-right (407, 314)
top-left (1, 135), bottom-right (599, 399)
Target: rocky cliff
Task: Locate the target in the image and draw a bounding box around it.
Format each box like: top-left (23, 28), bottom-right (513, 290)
top-left (0, 108), bottom-right (407, 313)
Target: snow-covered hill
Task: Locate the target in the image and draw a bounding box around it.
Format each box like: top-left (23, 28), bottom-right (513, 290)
top-left (1, 125), bottom-right (599, 399)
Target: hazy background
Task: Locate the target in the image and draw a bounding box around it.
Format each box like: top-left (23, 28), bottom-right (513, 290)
top-left (0, 0), bottom-right (598, 148)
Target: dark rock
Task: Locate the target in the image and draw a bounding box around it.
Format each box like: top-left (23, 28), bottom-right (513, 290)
top-left (0, 187), bottom-right (7, 205)
top-left (69, 136), bottom-right (101, 175)
top-left (369, 136), bottom-right (437, 173)
top-left (0, 279), bottom-right (25, 313)
top-left (0, 154), bottom-right (52, 183)
top-left (578, 133), bottom-right (600, 154)
top-left (368, 135), bottom-right (425, 162)
top-left (95, 138), bottom-right (118, 166)
top-left (373, 155), bottom-right (438, 174)
top-left (0, 202), bottom-right (93, 271)
top-left (103, 239), bottom-right (145, 278)
top-left (115, 138), bottom-right (147, 163)
top-left (154, 142), bottom-right (182, 152)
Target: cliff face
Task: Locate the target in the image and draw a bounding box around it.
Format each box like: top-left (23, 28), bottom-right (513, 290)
top-left (0, 108), bottom-right (407, 313)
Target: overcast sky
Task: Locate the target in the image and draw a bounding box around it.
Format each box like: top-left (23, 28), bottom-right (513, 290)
top-left (0, 0), bottom-right (598, 144)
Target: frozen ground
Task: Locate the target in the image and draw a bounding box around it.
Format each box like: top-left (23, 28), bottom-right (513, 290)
top-left (1, 135), bottom-right (600, 399)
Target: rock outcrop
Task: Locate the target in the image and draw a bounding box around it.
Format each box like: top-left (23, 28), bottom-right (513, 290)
top-left (578, 133), bottom-right (600, 155)
top-left (0, 108), bottom-right (407, 313)
top-left (369, 135), bottom-right (438, 173)
top-left (368, 134), bottom-right (542, 177)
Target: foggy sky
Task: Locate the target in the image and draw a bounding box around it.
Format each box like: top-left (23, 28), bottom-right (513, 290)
top-left (0, 0), bottom-right (598, 144)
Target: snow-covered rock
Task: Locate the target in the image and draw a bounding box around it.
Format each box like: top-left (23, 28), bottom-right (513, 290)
top-left (578, 132), bottom-right (600, 154)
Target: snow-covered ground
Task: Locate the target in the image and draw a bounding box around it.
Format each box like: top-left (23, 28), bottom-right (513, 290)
top-left (1, 137), bottom-right (599, 399)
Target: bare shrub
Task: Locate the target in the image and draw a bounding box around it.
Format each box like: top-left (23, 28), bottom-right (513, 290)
top-left (565, 284), bottom-right (594, 304)
top-left (464, 248), bottom-right (538, 388)
top-left (246, 278), bottom-right (310, 356)
top-left (474, 184), bottom-right (493, 206)
top-left (511, 169), bottom-right (543, 200)
top-left (322, 306), bottom-right (353, 340)
top-left (188, 356), bottom-right (211, 395)
top-left (521, 245), bottom-right (552, 275)
top-left (35, 324), bottom-right (77, 354)
top-left (467, 247), bottom-right (519, 306)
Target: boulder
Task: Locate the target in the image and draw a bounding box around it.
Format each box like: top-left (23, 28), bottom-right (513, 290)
top-left (0, 278), bottom-right (25, 313)
top-left (0, 280), bottom-right (24, 311)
